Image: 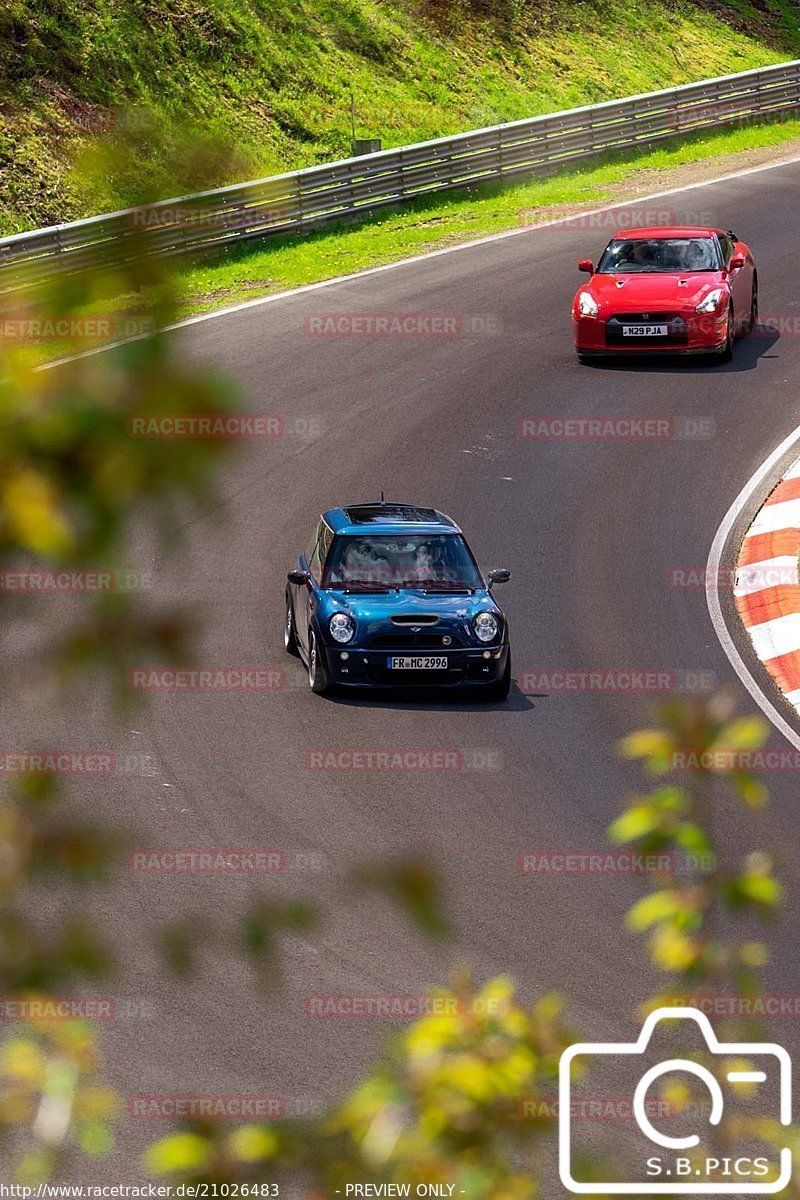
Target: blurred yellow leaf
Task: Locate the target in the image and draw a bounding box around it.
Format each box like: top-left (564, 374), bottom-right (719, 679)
top-left (1, 468), bottom-right (73, 555)
top-left (724, 1058), bottom-right (759, 1097)
top-left (608, 804), bottom-right (662, 843)
top-left (142, 1132), bottom-right (210, 1175)
top-left (731, 774), bottom-right (768, 809)
top-left (651, 926), bottom-right (698, 972)
top-left (227, 1123), bottom-right (278, 1162)
top-left (661, 1077), bottom-right (691, 1112)
top-left (626, 890), bottom-right (682, 932)
top-left (708, 716), bottom-right (769, 757)
top-left (739, 941), bottom-right (769, 967)
top-left (618, 730), bottom-right (671, 759)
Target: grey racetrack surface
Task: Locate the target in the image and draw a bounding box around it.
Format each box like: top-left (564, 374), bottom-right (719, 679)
top-left (7, 157), bottom-right (800, 1184)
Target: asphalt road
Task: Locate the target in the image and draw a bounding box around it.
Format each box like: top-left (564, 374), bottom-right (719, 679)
top-left (7, 157), bottom-right (800, 1186)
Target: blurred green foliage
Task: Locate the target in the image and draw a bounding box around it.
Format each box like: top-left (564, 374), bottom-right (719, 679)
top-left (0, 234), bottom-right (241, 1175)
top-left (140, 690), bottom-right (800, 1193)
top-left (0, 139), bottom-right (796, 1196)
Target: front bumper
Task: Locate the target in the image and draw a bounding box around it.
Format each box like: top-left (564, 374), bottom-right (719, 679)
top-left (573, 311), bottom-right (728, 355)
top-left (319, 642), bottom-right (509, 688)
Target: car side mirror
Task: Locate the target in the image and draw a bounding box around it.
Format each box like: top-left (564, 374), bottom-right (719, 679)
top-left (578, 259), bottom-right (594, 275)
top-left (287, 570), bottom-right (310, 585)
top-left (488, 568), bottom-right (511, 588)
top-left (730, 252), bottom-right (746, 270)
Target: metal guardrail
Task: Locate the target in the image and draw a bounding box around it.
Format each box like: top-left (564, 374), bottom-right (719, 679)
top-left (1, 59), bottom-right (799, 294)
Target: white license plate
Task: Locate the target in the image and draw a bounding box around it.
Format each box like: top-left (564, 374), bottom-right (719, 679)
top-left (622, 324), bottom-right (668, 337)
top-left (388, 656), bottom-right (448, 670)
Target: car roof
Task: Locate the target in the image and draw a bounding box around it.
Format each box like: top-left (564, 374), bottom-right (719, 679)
top-left (611, 226), bottom-right (723, 240)
top-left (323, 502), bottom-right (461, 536)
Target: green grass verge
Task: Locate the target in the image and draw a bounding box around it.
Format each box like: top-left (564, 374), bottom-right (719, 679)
top-left (12, 114), bottom-right (800, 373)
top-left (168, 118), bottom-right (800, 319)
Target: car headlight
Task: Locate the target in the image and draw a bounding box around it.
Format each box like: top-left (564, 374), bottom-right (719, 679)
top-left (695, 288), bottom-right (725, 314)
top-left (578, 292), bottom-right (599, 317)
top-left (329, 612), bottom-right (355, 643)
top-left (473, 611), bottom-right (500, 643)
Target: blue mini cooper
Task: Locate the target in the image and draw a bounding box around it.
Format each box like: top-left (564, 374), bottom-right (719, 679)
top-left (285, 502), bottom-right (511, 698)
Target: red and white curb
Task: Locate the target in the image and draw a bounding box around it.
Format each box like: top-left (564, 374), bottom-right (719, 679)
top-left (735, 458), bottom-right (800, 709)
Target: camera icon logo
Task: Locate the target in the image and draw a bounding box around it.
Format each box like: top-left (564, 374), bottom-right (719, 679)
top-left (559, 1006), bottom-right (791, 1194)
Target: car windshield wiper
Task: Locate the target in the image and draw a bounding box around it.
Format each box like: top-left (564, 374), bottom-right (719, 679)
top-left (332, 583), bottom-right (396, 593)
top-left (604, 267), bottom-right (719, 275)
top-left (400, 579), bottom-right (476, 592)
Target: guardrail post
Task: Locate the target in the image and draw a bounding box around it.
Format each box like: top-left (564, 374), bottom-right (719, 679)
top-left (345, 161), bottom-right (357, 213)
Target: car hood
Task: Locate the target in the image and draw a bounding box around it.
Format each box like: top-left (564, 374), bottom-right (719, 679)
top-left (584, 271), bottom-right (725, 311)
top-left (323, 588), bottom-right (501, 636)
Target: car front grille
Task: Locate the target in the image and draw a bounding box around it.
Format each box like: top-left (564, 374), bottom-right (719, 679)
top-left (367, 632), bottom-right (466, 649)
top-left (605, 312), bottom-right (688, 347)
top-left (390, 614), bottom-right (439, 625)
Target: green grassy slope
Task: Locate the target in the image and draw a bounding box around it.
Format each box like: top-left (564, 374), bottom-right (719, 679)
top-left (0, 0), bottom-right (798, 235)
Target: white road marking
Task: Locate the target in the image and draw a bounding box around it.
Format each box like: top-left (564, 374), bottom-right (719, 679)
top-left (17, 140), bottom-right (800, 748)
top-left (734, 556), bottom-right (798, 595)
top-left (746, 613), bottom-right (800, 661)
top-left (746, 497), bottom-right (800, 536)
top-left (707, 438), bottom-right (800, 750)
top-left (36, 152), bottom-right (800, 372)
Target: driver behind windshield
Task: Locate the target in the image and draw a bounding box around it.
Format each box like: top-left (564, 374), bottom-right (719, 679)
top-left (325, 534), bottom-right (481, 590)
top-left (610, 240), bottom-right (658, 270)
top-left (412, 542), bottom-right (443, 577)
top-left (682, 239), bottom-right (715, 270)
top-left (598, 237), bottom-right (719, 273)
top-left (340, 540), bottom-right (390, 585)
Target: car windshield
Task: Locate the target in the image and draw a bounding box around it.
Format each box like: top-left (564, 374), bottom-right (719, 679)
top-left (597, 237), bottom-right (722, 274)
top-left (324, 534), bottom-right (482, 591)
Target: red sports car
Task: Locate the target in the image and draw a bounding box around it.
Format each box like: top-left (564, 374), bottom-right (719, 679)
top-left (572, 226), bottom-right (757, 363)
